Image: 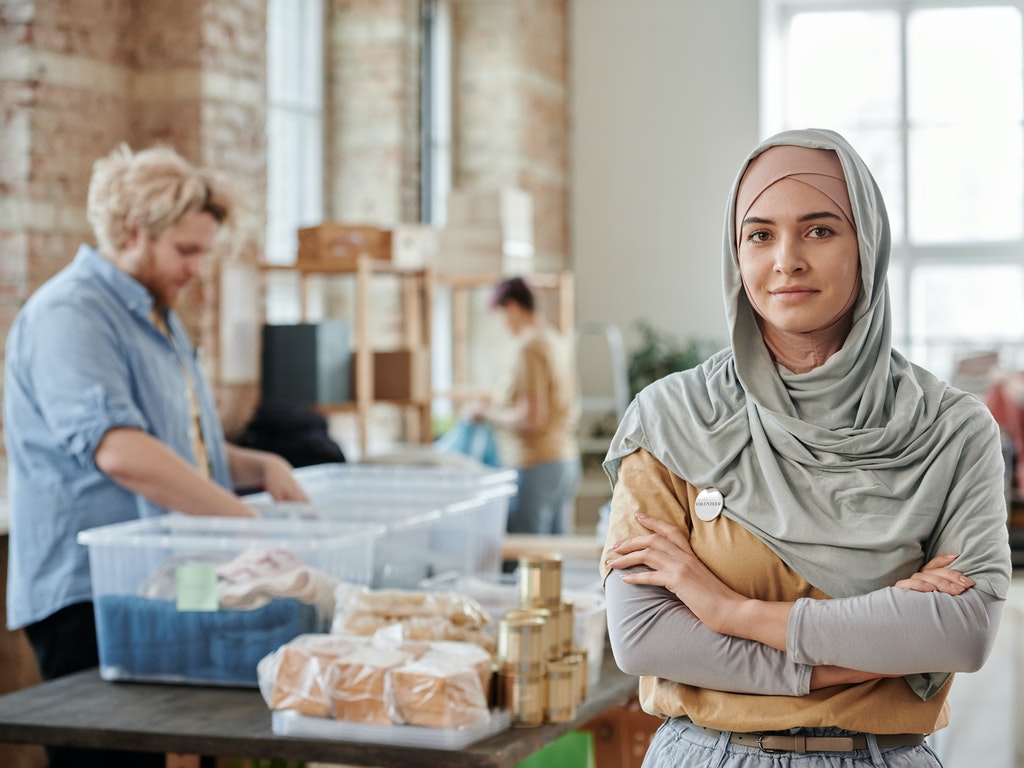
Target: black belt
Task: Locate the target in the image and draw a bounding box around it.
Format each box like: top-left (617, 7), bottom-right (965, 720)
top-left (688, 722), bottom-right (925, 754)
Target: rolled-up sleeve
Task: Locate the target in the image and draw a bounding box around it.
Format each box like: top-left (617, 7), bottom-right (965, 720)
top-left (25, 299), bottom-right (147, 466)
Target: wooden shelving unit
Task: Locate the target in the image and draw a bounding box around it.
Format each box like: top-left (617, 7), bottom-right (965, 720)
top-left (436, 271), bottom-right (574, 404)
top-left (262, 255), bottom-right (434, 457)
top-left (262, 259), bottom-right (573, 457)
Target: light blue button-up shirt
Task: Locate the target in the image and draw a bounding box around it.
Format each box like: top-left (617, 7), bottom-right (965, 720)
top-left (4, 244), bottom-right (232, 630)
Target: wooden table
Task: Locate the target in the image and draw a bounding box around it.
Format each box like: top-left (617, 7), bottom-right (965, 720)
top-left (0, 650), bottom-right (637, 768)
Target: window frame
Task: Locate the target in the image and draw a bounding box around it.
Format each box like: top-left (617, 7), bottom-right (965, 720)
top-left (761, 0), bottom-right (1024, 377)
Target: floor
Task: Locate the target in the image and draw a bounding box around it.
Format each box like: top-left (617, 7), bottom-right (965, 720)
top-left (928, 573), bottom-right (1024, 768)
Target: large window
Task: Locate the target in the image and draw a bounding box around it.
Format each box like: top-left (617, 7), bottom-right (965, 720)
top-left (422, 0), bottom-right (453, 226)
top-left (265, 0), bottom-right (325, 323)
top-left (762, 1), bottom-right (1024, 380)
top-left (266, 0), bottom-right (324, 268)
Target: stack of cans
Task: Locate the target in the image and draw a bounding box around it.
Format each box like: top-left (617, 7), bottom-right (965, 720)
top-left (497, 554), bottom-right (589, 726)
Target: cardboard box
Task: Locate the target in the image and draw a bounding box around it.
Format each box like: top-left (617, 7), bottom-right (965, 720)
top-left (446, 187), bottom-right (534, 246)
top-left (261, 320), bottom-right (352, 405)
top-left (391, 223), bottom-right (441, 270)
top-left (297, 224), bottom-right (393, 270)
top-left (436, 226), bottom-right (535, 276)
top-left (369, 348), bottom-right (430, 402)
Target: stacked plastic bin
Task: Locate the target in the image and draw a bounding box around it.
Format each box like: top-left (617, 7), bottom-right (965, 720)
top-left (77, 514), bottom-right (384, 686)
top-left (245, 463), bottom-right (518, 585)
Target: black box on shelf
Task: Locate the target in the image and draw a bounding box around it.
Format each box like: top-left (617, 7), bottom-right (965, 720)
top-left (261, 320), bottom-right (352, 405)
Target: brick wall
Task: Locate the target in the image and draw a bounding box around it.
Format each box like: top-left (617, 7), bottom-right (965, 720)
top-left (1, 0), bottom-right (570, 442)
top-left (327, 0), bottom-right (422, 225)
top-left (0, 0), bottom-right (266, 439)
top-left (451, 0), bottom-right (569, 272)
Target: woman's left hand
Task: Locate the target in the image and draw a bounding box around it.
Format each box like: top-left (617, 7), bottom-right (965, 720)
top-left (605, 512), bottom-right (748, 635)
top-left (894, 552), bottom-right (974, 595)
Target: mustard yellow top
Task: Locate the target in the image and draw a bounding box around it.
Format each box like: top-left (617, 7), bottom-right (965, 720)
top-left (493, 324), bottom-right (578, 468)
top-left (600, 449), bottom-right (952, 734)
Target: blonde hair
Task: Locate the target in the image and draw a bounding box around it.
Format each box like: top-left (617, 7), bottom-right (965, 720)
top-left (86, 143), bottom-right (232, 255)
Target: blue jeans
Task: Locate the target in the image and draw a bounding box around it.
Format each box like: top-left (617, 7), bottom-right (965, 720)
top-left (507, 458), bottom-right (582, 534)
top-left (642, 717), bottom-right (943, 768)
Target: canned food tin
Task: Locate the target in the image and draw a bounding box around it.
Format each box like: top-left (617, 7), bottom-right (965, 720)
top-left (546, 660), bottom-right (576, 722)
top-left (503, 608), bottom-right (559, 665)
top-left (498, 671), bottom-right (546, 727)
top-left (565, 647), bottom-right (588, 702)
top-left (558, 599), bottom-right (574, 657)
top-left (517, 554), bottom-right (563, 608)
top-left (498, 613), bottom-right (546, 673)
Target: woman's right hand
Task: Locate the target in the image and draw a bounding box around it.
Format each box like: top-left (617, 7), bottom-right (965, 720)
top-left (893, 553), bottom-right (974, 595)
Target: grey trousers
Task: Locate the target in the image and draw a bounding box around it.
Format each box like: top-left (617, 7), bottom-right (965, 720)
top-left (506, 457), bottom-right (581, 534)
top-left (642, 717), bottom-right (943, 768)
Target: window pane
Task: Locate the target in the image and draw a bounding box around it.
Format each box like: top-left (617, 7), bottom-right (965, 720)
top-left (268, 0), bottom-right (323, 108)
top-left (267, 110), bottom-right (324, 265)
top-left (908, 7), bottom-right (1023, 124)
top-left (266, 0), bottom-right (324, 268)
top-left (838, 126), bottom-right (904, 243)
top-left (785, 11), bottom-right (900, 128)
top-left (910, 264), bottom-right (1024, 375)
top-left (264, 271), bottom-right (302, 325)
top-left (266, 109), bottom-right (302, 264)
top-left (909, 124), bottom-right (1023, 243)
top-left (297, 0), bottom-right (324, 109)
top-left (267, 0), bottom-right (297, 102)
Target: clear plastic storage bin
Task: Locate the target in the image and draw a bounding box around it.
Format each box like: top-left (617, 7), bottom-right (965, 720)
top-left (245, 463), bottom-right (518, 579)
top-left (247, 493), bottom-right (507, 587)
top-left (291, 463), bottom-right (518, 496)
top-left (77, 513), bottom-right (384, 687)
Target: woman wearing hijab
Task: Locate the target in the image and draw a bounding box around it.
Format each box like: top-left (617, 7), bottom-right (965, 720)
top-left (601, 129), bottom-right (1011, 767)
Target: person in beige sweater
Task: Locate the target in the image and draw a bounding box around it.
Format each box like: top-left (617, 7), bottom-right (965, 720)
top-left (468, 277), bottom-right (581, 534)
top-left (601, 129), bottom-right (1011, 767)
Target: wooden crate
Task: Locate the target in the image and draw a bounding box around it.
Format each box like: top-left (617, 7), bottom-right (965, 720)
top-left (578, 696), bottom-right (660, 768)
top-left (297, 223), bottom-right (393, 270)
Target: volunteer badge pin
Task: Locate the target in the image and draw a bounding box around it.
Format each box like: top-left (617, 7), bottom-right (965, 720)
top-left (694, 487), bottom-right (724, 521)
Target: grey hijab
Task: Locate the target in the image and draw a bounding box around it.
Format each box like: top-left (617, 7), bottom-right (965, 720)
top-left (605, 128), bottom-right (1010, 602)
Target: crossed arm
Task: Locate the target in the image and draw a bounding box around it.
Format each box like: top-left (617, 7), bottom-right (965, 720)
top-left (605, 515), bottom-right (1000, 695)
top-left (600, 445), bottom-right (1004, 697)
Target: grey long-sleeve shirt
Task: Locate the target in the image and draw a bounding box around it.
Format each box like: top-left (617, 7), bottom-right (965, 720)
top-left (606, 568), bottom-right (1003, 698)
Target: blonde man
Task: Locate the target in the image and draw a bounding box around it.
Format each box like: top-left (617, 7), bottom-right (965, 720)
top-left (4, 144), bottom-right (306, 768)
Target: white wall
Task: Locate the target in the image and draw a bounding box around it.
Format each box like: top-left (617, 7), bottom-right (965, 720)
top-left (570, 0), bottom-right (761, 375)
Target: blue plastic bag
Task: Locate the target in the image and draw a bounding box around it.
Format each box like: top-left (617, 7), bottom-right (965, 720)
top-left (434, 418), bottom-right (502, 467)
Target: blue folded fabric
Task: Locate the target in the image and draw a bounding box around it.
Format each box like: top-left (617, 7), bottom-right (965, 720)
top-left (95, 595), bottom-right (320, 686)
top-left (434, 418), bottom-right (502, 467)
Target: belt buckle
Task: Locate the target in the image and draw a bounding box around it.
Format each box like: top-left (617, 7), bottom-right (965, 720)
top-left (757, 734), bottom-right (783, 754)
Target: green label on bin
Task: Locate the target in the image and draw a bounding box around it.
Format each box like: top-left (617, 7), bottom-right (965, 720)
top-left (176, 564), bottom-right (218, 612)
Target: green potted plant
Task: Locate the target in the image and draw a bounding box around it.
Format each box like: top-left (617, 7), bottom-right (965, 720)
top-left (627, 321), bottom-right (718, 398)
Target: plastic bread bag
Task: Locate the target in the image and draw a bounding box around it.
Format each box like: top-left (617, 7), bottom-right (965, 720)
top-left (330, 583), bottom-right (497, 655)
top-left (332, 582), bottom-right (493, 628)
top-left (257, 633), bottom-right (361, 717)
top-left (325, 644), bottom-right (411, 725)
top-left (386, 641), bottom-right (494, 728)
top-left (260, 633), bottom-right (495, 728)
